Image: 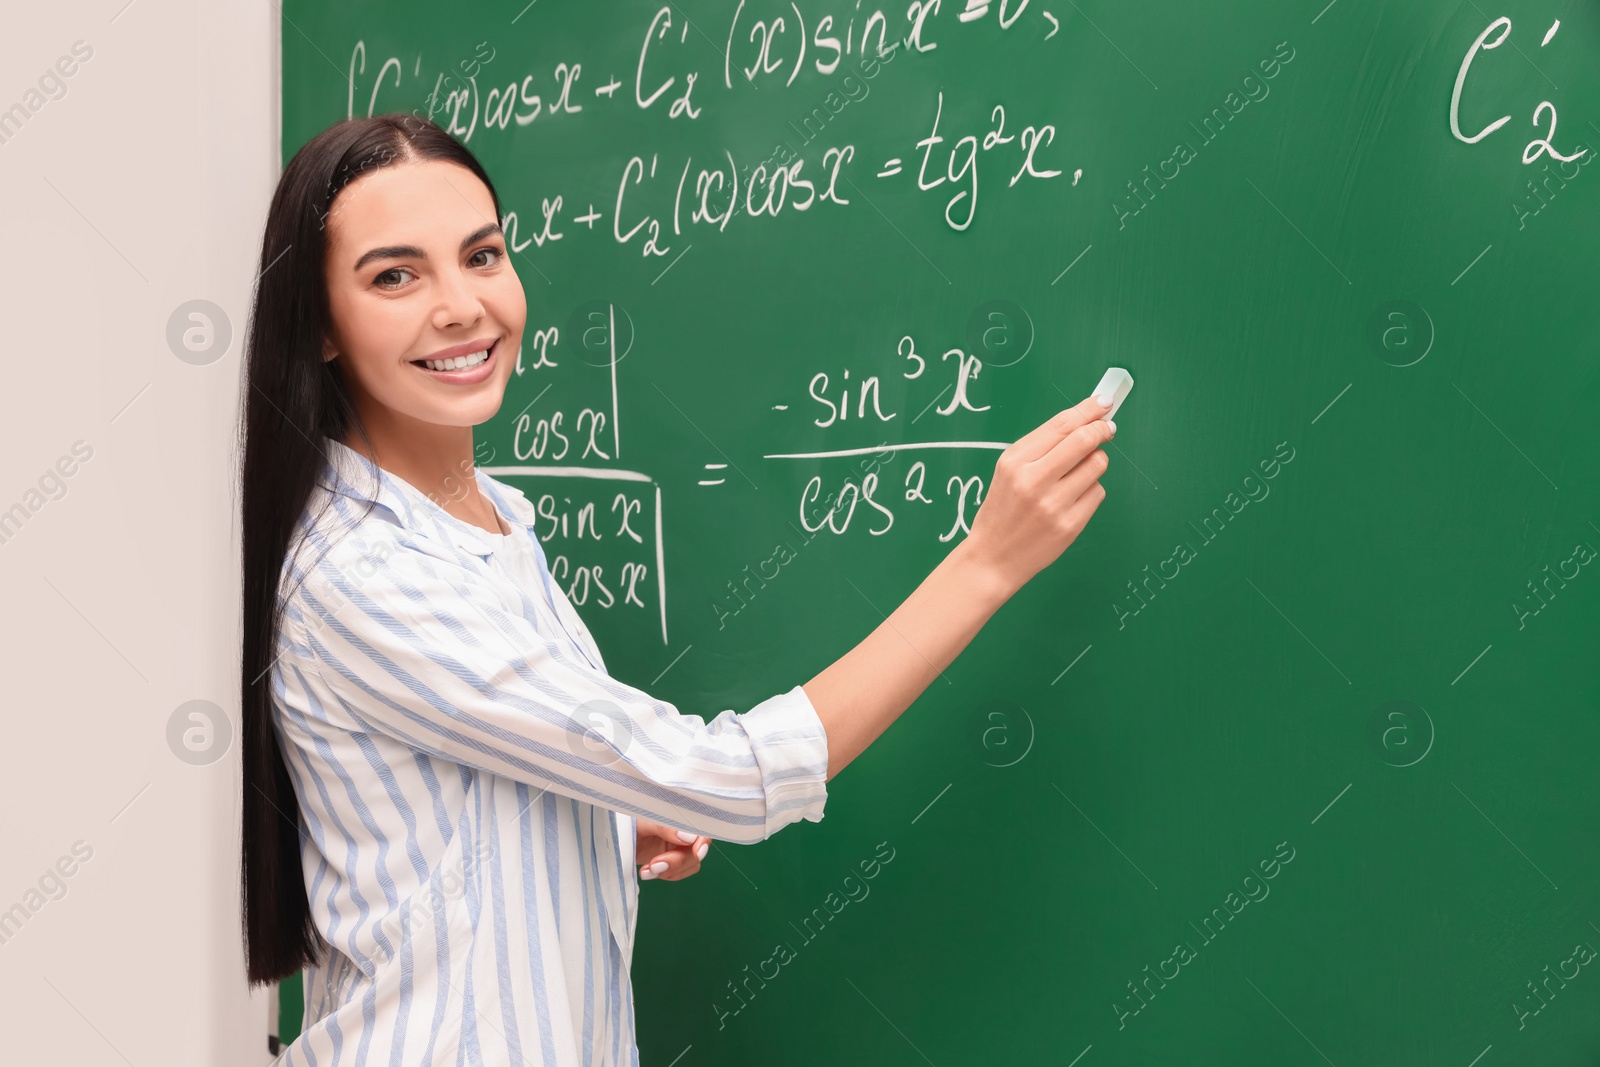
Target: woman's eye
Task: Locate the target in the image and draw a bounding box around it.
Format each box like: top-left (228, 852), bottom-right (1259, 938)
top-left (374, 267), bottom-right (412, 289)
top-left (470, 246), bottom-right (504, 268)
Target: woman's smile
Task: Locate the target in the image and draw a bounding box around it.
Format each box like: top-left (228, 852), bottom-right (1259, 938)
top-left (410, 335), bottom-right (501, 384)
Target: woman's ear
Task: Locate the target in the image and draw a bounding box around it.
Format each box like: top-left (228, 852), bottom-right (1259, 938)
top-left (322, 335), bottom-right (338, 363)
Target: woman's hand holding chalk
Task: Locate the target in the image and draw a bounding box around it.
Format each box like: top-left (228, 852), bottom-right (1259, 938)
top-left (960, 368), bottom-right (1132, 593)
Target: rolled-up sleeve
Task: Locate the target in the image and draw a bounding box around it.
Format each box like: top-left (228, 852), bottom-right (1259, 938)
top-left (280, 529), bottom-right (829, 845)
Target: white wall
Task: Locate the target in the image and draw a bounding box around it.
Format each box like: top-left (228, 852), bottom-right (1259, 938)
top-left (0, 2), bottom-right (277, 1062)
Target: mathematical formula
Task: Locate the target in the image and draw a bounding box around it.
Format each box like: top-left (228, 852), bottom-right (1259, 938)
top-left (343, 0), bottom-right (1077, 241)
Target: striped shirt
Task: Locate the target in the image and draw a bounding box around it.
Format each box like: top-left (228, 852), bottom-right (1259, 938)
top-left (270, 437), bottom-right (831, 1066)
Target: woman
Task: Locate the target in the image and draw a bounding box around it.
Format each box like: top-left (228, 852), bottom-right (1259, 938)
top-left (239, 112), bottom-right (1114, 1066)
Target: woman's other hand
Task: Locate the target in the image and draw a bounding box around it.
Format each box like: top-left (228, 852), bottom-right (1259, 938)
top-left (963, 392), bottom-right (1115, 593)
top-left (635, 819), bottom-right (712, 881)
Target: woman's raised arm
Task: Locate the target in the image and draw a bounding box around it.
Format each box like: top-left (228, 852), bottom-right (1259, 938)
top-left (804, 392), bottom-right (1116, 780)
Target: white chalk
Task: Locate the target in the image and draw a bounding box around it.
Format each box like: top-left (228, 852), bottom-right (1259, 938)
top-left (1092, 367), bottom-right (1134, 421)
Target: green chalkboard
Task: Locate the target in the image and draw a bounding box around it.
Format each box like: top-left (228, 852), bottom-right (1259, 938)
top-left (281, 1), bottom-right (1600, 1062)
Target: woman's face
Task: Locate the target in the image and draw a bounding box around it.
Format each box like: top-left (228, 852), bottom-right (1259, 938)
top-left (321, 158), bottom-right (525, 434)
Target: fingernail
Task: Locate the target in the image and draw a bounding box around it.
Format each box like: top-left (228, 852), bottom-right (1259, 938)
top-left (1106, 420), bottom-right (1117, 436)
top-left (650, 861), bottom-right (669, 875)
top-left (1096, 394), bottom-right (1114, 407)
top-left (675, 830), bottom-right (697, 844)
top-left (695, 842), bottom-right (709, 860)
top-left (639, 866), bottom-right (656, 880)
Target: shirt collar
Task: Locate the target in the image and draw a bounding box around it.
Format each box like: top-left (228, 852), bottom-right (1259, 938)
top-left (319, 436), bottom-right (539, 558)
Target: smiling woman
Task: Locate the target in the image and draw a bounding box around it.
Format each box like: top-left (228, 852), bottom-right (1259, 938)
top-left (237, 112), bottom-right (1117, 1067)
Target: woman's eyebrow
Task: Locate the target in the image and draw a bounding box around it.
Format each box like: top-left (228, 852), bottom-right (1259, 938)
top-left (352, 222), bottom-right (504, 272)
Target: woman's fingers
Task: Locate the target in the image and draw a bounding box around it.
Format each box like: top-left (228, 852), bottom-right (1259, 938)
top-left (639, 845), bottom-right (698, 880)
top-left (1038, 410), bottom-right (1116, 483)
top-left (1043, 434), bottom-right (1112, 513)
top-left (639, 832), bottom-right (711, 881)
top-left (1006, 392), bottom-right (1112, 465)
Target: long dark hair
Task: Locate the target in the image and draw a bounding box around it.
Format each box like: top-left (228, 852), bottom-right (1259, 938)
top-left (238, 113), bottom-right (503, 985)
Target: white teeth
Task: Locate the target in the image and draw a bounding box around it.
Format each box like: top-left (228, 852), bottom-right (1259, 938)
top-left (419, 348), bottom-right (490, 372)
